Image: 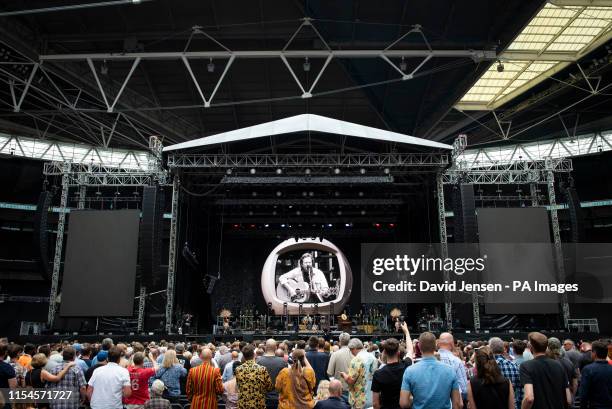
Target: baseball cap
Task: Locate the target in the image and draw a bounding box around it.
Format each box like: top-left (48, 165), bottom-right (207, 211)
top-left (151, 379), bottom-right (166, 394)
top-left (96, 350), bottom-right (108, 362)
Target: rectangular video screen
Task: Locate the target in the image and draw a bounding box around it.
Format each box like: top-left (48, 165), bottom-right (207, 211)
top-left (60, 209), bottom-right (140, 316)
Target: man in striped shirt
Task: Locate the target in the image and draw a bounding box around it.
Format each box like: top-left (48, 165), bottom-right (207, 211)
top-left (187, 348), bottom-right (224, 409)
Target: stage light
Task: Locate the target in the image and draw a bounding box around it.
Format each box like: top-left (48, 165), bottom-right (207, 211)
top-left (389, 223), bottom-right (395, 228)
top-left (250, 224), bottom-right (256, 228)
top-left (252, 192), bottom-right (257, 197)
top-left (308, 191), bottom-right (314, 197)
top-left (288, 205), bottom-right (293, 209)
top-left (248, 211), bottom-right (253, 216)
top-left (399, 57), bottom-right (407, 72)
top-left (100, 60), bottom-right (108, 75)
top-left (207, 58), bottom-right (215, 73)
top-left (358, 191), bottom-right (364, 197)
top-left (360, 168), bottom-right (366, 174)
top-left (360, 210), bottom-right (366, 215)
top-left (496, 60), bottom-right (504, 72)
top-left (233, 224), bottom-right (239, 228)
top-left (313, 210), bottom-right (318, 215)
top-left (305, 168), bottom-right (311, 175)
top-left (334, 168), bottom-right (341, 174)
top-left (249, 168), bottom-right (256, 174)
top-left (276, 191), bottom-right (282, 197)
top-left (281, 224), bottom-right (286, 227)
top-left (272, 210), bottom-right (277, 215)
top-left (337, 210), bottom-right (342, 215)
top-left (327, 223), bottom-right (333, 227)
top-left (303, 57), bottom-right (311, 72)
top-left (302, 191), bottom-right (308, 197)
top-left (345, 223), bottom-right (350, 227)
top-left (264, 224), bottom-right (269, 227)
top-left (226, 168), bottom-right (233, 175)
top-left (276, 168), bottom-right (283, 175)
top-left (296, 210), bottom-right (301, 215)
top-left (334, 191), bottom-right (340, 197)
top-left (383, 168), bottom-right (390, 174)
top-left (374, 223), bottom-right (381, 228)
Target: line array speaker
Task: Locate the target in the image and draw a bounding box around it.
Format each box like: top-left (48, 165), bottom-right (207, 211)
top-left (32, 191), bottom-right (52, 281)
top-left (139, 186), bottom-right (165, 288)
top-left (564, 186), bottom-right (585, 243)
top-left (452, 184), bottom-right (478, 243)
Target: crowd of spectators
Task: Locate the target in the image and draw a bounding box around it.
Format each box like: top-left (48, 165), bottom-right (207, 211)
top-left (0, 327), bottom-right (611, 409)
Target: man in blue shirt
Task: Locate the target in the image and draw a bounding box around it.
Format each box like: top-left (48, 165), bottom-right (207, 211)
top-left (578, 340), bottom-right (612, 409)
top-left (438, 333), bottom-right (468, 403)
top-left (490, 337), bottom-right (522, 409)
top-left (400, 332), bottom-right (461, 409)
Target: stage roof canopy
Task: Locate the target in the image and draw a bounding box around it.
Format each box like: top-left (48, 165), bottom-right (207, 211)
top-left (163, 114), bottom-right (453, 152)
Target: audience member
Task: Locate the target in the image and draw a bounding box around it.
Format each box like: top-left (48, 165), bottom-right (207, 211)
top-left (87, 346), bottom-right (132, 409)
top-left (578, 340), bottom-right (612, 409)
top-left (306, 335), bottom-right (330, 390)
top-left (399, 332), bottom-right (461, 409)
top-left (47, 346), bottom-right (87, 409)
top-left (314, 379), bottom-right (350, 409)
top-left (371, 338), bottom-right (406, 409)
top-left (275, 348), bottom-right (316, 409)
top-left (186, 348), bottom-right (224, 409)
top-left (235, 344), bottom-right (273, 409)
top-left (144, 379), bottom-right (171, 409)
top-left (519, 332), bottom-right (570, 409)
top-left (223, 361), bottom-right (241, 409)
top-left (327, 332), bottom-right (352, 399)
top-left (490, 337), bottom-right (522, 409)
top-left (467, 346), bottom-right (514, 409)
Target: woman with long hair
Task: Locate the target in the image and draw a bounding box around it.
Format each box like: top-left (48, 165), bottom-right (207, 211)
top-left (24, 353), bottom-right (76, 409)
top-left (155, 349), bottom-right (187, 403)
top-left (467, 347), bottom-right (515, 409)
top-left (275, 348), bottom-right (316, 409)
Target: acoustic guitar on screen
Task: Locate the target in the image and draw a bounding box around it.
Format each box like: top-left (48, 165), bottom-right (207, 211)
top-left (276, 278), bottom-right (338, 303)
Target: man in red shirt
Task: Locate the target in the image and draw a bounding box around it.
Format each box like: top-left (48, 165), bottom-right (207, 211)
top-left (124, 352), bottom-right (158, 409)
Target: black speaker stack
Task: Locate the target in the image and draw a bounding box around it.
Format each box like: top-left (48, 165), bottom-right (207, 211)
top-left (32, 190), bottom-right (53, 281)
top-left (139, 185), bottom-right (165, 288)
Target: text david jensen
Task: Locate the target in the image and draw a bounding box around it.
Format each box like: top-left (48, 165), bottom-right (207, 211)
top-left (372, 280), bottom-right (578, 294)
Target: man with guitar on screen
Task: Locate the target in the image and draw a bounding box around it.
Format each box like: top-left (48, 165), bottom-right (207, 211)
top-left (277, 252), bottom-right (332, 303)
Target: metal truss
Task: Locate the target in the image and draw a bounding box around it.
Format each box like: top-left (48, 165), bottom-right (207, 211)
top-left (43, 162), bottom-right (161, 186)
top-left (546, 168), bottom-right (571, 328)
top-left (165, 175), bottom-right (179, 333)
top-left (47, 162), bottom-right (70, 328)
top-left (221, 176), bottom-right (394, 185)
top-left (456, 130), bottom-right (612, 166)
top-left (443, 158), bottom-right (573, 185)
top-left (37, 20), bottom-right (496, 109)
top-left (0, 132), bottom-right (154, 170)
top-left (169, 153), bottom-right (449, 168)
top-left (215, 198), bottom-right (403, 206)
top-left (436, 171), bottom-right (453, 330)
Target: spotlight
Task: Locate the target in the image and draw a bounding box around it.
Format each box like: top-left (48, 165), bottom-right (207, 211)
top-left (249, 168), bottom-right (256, 174)
top-left (383, 168), bottom-right (390, 174)
top-left (303, 57), bottom-right (311, 72)
top-left (313, 210), bottom-right (318, 215)
top-left (100, 60), bottom-right (109, 75)
top-left (360, 168), bottom-right (366, 175)
top-left (389, 223), bottom-right (395, 228)
top-left (333, 168), bottom-right (341, 174)
top-left (276, 168), bottom-right (283, 175)
top-left (226, 168), bottom-right (233, 175)
top-left (296, 210), bottom-right (301, 215)
top-left (337, 210), bottom-right (342, 215)
top-left (252, 192), bottom-right (257, 197)
top-left (264, 224), bottom-right (269, 227)
top-left (273, 210), bottom-right (277, 215)
top-left (358, 191), bottom-right (364, 197)
top-left (305, 168), bottom-right (311, 175)
top-left (360, 210), bottom-right (366, 215)
top-left (276, 191), bottom-right (282, 197)
top-left (399, 57), bottom-right (407, 72)
top-left (374, 223), bottom-right (381, 228)
top-left (302, 191), bottom-right (308, 197)
top-left (207, 58), bottom-right (215, 73)
top-left (248, 211), bottom-right (253, 216)
top-left (281, 224), bottom-right (286, 228)
top-left (496, 60), bottom-right (504, 72)
top-left (334, 191), bottom-right (340, 197)
top-left (308, 191), bottom-right (314, 197)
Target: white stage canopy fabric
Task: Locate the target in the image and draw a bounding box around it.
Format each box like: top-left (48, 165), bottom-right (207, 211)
top-left (163, 114), bottom-right (452, 151)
